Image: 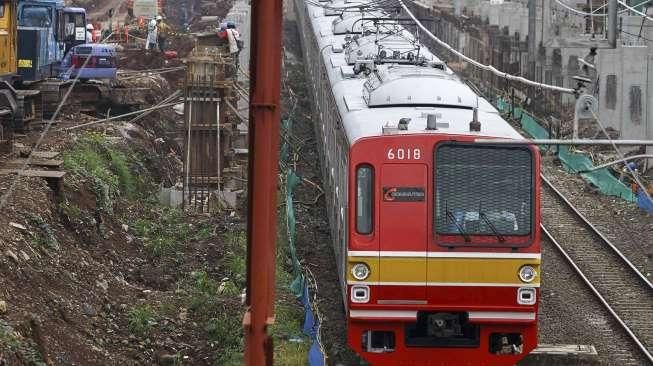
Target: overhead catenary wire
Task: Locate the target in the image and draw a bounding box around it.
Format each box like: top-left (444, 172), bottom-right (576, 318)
top-left (553, 0), bottom-right (650, 17)
top-left (304, 0), bottom-right (400, 12)
top-left (618, 0), bottom-right (653, 22)
top-left (399, 0), bottom-right (576, 94)
top-left (554, 0), bottom-right (607, 16)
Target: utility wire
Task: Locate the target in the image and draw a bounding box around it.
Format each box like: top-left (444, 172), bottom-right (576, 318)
top-left (555, 0), bottom-right (607, 17)
top-left (399, 0), bottom-right (576, 94)
top-left (621, 29), bottom-right (653, 42)
top-left (304, 0), bottom-right (399, 11)
top-left (554, 0), bottom-right (650, 17)
top-left (618, 0), bottom-right (653, 22)
top-left (589, 109), bottom-right (653, 203)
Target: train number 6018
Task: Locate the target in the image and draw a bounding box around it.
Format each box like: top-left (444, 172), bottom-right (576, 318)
top-left (386, 148), bottom-right (422, 160)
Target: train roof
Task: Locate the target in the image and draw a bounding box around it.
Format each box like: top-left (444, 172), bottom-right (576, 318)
top-left (303, 0), bottom-right (525, 144)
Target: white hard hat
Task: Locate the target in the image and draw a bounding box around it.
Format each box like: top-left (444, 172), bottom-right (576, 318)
top-left (86, 24), bottom-right (94, 30)
top-left (156, 15), bottom-right (163, 21)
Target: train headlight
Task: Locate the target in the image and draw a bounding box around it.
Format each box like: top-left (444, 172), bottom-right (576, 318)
top-left (352, 263), bottom-right (370, 281)
top-left (518, 265), bottom-right (537, 283)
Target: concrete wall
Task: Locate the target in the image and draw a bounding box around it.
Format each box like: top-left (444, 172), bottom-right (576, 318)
top-left (598, 46), bottom-right (650, 139)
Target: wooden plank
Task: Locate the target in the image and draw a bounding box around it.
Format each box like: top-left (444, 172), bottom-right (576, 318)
top-left (0, 169), bottom-right (66, 179)
top-left (8, 159), bottom-right (63, 167)
top-left (30, 151), bottom-right (60, 159)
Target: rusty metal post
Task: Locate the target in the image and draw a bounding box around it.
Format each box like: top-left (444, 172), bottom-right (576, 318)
top-left (244, 0), bottom-right (283, 364)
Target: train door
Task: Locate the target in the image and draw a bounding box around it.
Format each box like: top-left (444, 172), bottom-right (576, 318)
top-left (378, 164), bottom-right (428, 301)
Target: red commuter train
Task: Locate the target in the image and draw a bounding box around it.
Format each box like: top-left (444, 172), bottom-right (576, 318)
top-left (294, 0), bottom-right (542, 364)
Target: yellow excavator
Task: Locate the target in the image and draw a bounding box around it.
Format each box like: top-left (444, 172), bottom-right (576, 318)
top-left (0, 0), bottom-right (39, 147)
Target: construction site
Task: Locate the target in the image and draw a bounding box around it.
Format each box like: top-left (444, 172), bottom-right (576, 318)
top-left (0, 0), bottom-right (652, 365)
top-left (0, 0), bottom-right (259, 364)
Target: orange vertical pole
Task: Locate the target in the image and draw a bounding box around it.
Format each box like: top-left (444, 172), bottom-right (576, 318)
top-left (244, 0), bottom-right (283, 364)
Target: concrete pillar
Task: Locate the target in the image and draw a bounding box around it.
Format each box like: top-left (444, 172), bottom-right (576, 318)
top-left (528, 0), bottom-right (536, 79)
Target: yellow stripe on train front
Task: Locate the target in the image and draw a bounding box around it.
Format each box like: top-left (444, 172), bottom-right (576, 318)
top-left (347, 257), bottom-right (541, 286)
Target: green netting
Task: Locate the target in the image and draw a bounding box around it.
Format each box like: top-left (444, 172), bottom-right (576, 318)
top-left (280, 118), bottom-right (306, 297)
top-left (497, 98), bottom-right (636, 202)
top-left (286, 170), bottom-right (305, 296)
top-left (281, 119), bottom-right (292, 163)
top-left (279, 118), bottom-right (327, 363)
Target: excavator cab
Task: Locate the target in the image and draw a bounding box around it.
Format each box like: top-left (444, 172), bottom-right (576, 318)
top-left (60, 7), bottom-right (87, 54)
top-left (17, 0), bottom-right (87, 81)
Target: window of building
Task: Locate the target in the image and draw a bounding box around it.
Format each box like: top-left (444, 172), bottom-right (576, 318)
top-left (567, 56), bottom-right (579, 74)
top-left (629, 85), bottom-right (642, 124)
top-left (606, 75), bottom-right (617, 110)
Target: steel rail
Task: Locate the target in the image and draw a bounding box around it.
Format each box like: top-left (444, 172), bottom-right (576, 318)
top-left (541, 174), bottom-right (653, 290)
top-left (541, 225), bottom-right (653, 363)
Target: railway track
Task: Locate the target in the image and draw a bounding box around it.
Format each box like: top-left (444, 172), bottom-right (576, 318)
top-left (540, 174), bottom-right (653, 364)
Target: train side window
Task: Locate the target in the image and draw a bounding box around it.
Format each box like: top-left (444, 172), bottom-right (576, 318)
top-left (356, 165), bottom-right (374, 235)
top-left (0, 4), bottom-right (5, 18)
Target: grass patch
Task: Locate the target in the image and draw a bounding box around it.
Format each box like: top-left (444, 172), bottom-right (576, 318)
top-left (63, 132), bottom-right (149, 213)
top-left (188, 270), bottom-right (219, 311)
top-left (271, 211), bottom-right (312, 363)
top-left (223, 231), bottom-right (247, 286)
top-left (270, 302), bottom-right (304, 340)
top-left (130, 206), bottom-right (192, 256)
top-left (206, 313), bottom-right (242, 351)
top-left (0, 320), bottom-right (45, 365)
top-left (180, 269), bottom-right (244, 364)
top-left (194, 221), bottom-right (216, 241)
top-left (274, 340), bottom-right (310, 365)
top-left (127, 305), bottom-right (156, 337)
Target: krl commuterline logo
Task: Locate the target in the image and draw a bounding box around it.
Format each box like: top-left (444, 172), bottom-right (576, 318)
top-left (383, 187), bottom-right (425, 202)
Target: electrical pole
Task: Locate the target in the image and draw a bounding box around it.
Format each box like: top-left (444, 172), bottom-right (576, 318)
top-left (244, 0), bottom-right (283, 363)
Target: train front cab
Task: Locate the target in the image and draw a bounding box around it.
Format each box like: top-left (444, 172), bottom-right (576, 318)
top-left (347, 135), bottom-right (541, 365)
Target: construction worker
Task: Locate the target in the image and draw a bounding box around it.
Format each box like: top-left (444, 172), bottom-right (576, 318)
top-left (86, 24), bottom-right (95, 43)
top-left (225, 22), bottom-right (241, 55)
top-left (126, 0), bottom-right (134, 19)
top-left (156, 15), bottom-right (171, 52)
top-left (146, 17), bottom-right (158, 51)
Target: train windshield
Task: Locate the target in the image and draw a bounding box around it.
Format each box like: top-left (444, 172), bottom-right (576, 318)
top-left (434, 143), bottom-right (533, 241)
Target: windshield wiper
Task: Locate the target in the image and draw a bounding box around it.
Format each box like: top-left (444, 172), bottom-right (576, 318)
top-left (446, 210), bottom-right (471, 243)
top-left (479, 212), bottom-right (506, 243)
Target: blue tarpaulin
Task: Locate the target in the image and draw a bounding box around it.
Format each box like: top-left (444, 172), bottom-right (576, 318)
top-left (281, 119), bottom-right (326, 365)
top-left (637, 189), bottom-right (653, 214)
